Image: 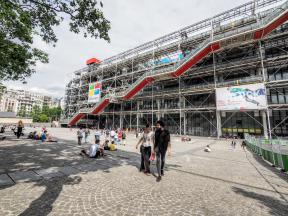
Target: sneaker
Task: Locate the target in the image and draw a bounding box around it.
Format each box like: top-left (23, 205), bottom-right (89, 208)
top-left (144, 171), bottom-right (151, 176)
top-left (156, 176), bottom-right (161, 182)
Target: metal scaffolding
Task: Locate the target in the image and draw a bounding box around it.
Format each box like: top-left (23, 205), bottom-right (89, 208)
top-left (62, 0), bottom-right (288, 138)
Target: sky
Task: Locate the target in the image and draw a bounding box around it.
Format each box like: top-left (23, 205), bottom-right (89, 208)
top-left (4, 0), bottom-right (249, 98)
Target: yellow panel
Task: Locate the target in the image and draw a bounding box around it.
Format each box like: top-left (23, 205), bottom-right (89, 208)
top-left (255, 129), bottom-right (262, 134)
top-left (89, 90), bottom-right (94, 97)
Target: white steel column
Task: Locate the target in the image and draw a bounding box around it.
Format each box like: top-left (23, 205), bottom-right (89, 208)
top-left (120, 102), bottom-right (123, 130)
top-left (136, 100), bottom-right (140, 131)
top-left (262, 111), bottom-right (268, 138)
top-left (216, 111), bottom-right (222, 138)
top-left (179, 77), bottom-right (182, 136)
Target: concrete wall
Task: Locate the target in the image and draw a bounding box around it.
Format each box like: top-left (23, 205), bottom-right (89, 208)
top-left (0, 117), bottom-right (33, 124)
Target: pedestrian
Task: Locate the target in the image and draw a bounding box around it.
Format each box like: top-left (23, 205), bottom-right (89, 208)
top-left (241, 140), bottom-right (246, 150)
top-left (136, 124), bottom-right (154, 175)
top-left (153, 120), bottom-right (171, 182)
top-left (110, 128), bottom-right (115, 141)
top-left (231, 137), bottom-right (236, 149)
top-left (16, 120), bottom-right (24, 139)
top-left (105, 129), bottom-right (110, 139)
top-left (77, 128), bottom-right (83, 145)
top-left (118, 130), bottom-right (123, 145)
top-left (95, 129), bottom-right (101, 143)
top-left (84, 128), bottom-right (90, 143)
top-left (122, 129), bottom-right (126, 146)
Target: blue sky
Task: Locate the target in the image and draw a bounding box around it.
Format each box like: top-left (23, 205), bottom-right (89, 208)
top-left (4, 0), bottom-right (248, 97)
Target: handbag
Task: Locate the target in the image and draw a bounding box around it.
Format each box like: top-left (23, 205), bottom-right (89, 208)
top-left (149, 152), bottom-right (155, 161)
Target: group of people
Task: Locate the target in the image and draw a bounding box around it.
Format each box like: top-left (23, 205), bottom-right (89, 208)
top-left (80, 133), bottom-right (118, 159)
top-left (27, 127), bottom-right (57, 143)
top-left (136, 120), bottom-right (171, 182)
top-left (77, 127), bottom-right (126, 147)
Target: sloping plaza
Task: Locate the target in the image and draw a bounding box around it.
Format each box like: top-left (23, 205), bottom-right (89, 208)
top-left (0, 128), bottom-right (287, 216)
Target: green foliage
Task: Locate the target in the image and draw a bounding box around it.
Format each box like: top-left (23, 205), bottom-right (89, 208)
top-left (30, 105), bottom-right (62, 122)
top-left (17, 106), bottom-right (27, 117)
top-left (0, 0), bottom-right (110, 81)
top-left (39, 114), bottom-right (49, 122)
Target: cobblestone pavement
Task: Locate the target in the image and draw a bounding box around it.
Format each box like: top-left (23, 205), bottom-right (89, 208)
top-left (0, 128), bottom-right (287, 216)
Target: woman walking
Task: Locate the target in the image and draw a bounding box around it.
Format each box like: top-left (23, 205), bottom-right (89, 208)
top-left (136, 124), bottom-right (154, 175)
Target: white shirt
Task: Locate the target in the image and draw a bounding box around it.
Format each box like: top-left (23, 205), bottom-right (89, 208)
top-left (110, 130), bottom-right (115, 137)
top-left (142, 131), bottom-right (154, 147)
top-left (89, 144), bottom-right (99, 157)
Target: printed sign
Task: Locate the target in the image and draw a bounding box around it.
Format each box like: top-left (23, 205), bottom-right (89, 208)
top-left (216, 83), bottom-right (267, 111)
top-left (88, 82), bottom-right (101, 103)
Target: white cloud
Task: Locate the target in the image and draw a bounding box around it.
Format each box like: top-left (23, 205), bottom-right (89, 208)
top-left (3, 0), bottom-right (249, 97)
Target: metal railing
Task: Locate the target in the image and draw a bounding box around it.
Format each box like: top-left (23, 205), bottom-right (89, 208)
top-left (245, 133), bottom-right (288, 171)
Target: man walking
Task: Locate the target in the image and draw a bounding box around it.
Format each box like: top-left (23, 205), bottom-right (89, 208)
top-left (77, 128), bottom-right (83, 145)
top-left (153, 120), bottom-right (171, 182)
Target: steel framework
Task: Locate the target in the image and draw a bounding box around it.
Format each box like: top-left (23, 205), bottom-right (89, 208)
top-left (62, 0), bottom-right (288, 138)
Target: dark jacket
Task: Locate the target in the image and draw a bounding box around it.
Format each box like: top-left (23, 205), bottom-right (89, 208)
top-left (154, 129), bottom-right (170, 153)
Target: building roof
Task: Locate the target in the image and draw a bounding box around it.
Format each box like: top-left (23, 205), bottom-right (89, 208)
top-left (0, 112), bottom-right (17, 118)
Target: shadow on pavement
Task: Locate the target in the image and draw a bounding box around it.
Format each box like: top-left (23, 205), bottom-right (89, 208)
top-left (232, 187), bottom-right (288, 216)
top-left (19, 176), bottom-right (81, 216)
top-left (0, 136), bottom-right (149, 215)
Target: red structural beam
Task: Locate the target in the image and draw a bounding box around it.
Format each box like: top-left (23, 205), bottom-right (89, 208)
top-left (171, 43), bottom-right (220, 77)
top-left (68, 113), bottom-right (85, 126)
top-left (91, 99), bottom-right (110, 115)
top-left (254, 11), bottom-right (288, 40)
top-left (86, 58), bottom-right (101, 65)
top-left (123, 77), bottom-right (155, 100)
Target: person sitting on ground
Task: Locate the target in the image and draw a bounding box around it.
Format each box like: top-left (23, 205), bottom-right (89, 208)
top-left (108, 140), bottom-right (117, 151)
top-left (99, 140), bottom-right (105, 156)
top-left (204, 145), bottom-right (211, 152)
top-left (46, 133), bottom-right (58, 142)
top-left (41, 130), bottom-right (47, 142)
top-left (103, 140), bottom-right (110, 150)
top-left (80, 140), bottom-right (100, 158)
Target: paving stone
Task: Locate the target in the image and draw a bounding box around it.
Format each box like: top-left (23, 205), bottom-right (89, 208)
top-left (0, 174), bottom-right (14, 186)
top-left (35, 167), bottom-right (65, 179)
top-left (8, 171), bottom-right (41, 183)
top-left (58, 166), bottom-right (79, 175)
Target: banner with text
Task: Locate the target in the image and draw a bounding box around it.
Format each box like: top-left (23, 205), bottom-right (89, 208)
top-left (88, 82), bottom-right (101, 103)
top-left (216, 83), bottom-right (267, 111)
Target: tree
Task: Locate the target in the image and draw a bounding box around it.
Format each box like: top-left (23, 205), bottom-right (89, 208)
top-left (17, 106), bottom-right (27, 117)
top-left (39, 113), bottom-right (49, 122)
top-left (30, 105), bottom-right (41, 121)
top-left (0, 0), bottom-right (110, 81)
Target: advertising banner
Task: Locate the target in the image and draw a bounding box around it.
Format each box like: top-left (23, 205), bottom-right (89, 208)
top-left (88, 82), bottom-right (101, 103)
top-left (216, 83), bottom-right (267, 111)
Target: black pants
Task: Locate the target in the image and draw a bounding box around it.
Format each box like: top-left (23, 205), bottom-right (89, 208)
top-left (140, 146), bottom-right (151, 172)
top-left (156, 149), bottom-right (167, 177)
top-left (17, 127), bottom-right (22, 139)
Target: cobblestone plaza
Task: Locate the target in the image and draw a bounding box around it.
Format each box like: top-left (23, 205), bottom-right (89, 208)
top-left (0, 128), bottom-right (288, 216)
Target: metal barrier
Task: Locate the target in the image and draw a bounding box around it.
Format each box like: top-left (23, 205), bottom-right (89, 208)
top-left (244, 133), bottom-right (288, 171)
